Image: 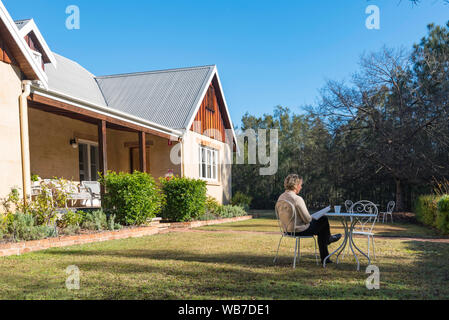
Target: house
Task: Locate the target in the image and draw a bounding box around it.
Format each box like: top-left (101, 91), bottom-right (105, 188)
top-left (0, 1), bottom-right (236, 206)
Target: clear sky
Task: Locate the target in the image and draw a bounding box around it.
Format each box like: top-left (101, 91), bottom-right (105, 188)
top-left (4, 0), bottom-right (448, 127)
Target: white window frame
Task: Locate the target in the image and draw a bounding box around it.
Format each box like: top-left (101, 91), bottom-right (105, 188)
top-left (199, 146), bottom-right (219, 182)
top-left (78, 139), bottom-right (99, 182)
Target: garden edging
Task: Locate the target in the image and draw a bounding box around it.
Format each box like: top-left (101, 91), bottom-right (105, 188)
top-left (0, 216), bottom-right (253, 257)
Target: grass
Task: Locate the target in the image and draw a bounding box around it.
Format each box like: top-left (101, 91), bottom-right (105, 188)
top-left (0, 211), bottom-right (448, 300)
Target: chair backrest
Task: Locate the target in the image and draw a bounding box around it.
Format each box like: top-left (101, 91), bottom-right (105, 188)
top-left (349, 200), bottom-right (379, 233)
top-left (275, 200), bottom-right (297, 235)
top-left (345, 200), bottom-right (353, 213)
top-left (386, 201), bottom-right (395, 214)
top-left (82, 181), bottom-right (101, 195)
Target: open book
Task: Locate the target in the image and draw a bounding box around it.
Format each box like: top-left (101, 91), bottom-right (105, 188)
top-left (311, 206), bottom-right (331, 220)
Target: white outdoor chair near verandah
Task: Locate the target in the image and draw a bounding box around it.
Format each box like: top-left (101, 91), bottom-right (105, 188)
top-left (350, 200), bottom-right (379, 259)
top-left (273, 200), bottom-right (319, 268)
top-left (380, 201), bottom-right (395, 223)
top-left (81, 181), bottom-right (102, 207)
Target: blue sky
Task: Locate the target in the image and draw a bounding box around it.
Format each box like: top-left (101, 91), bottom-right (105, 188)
top-left (4, 0), bottom-right (448, 127)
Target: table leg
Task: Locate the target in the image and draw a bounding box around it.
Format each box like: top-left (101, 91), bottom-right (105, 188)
top-left (323, 217), bottom-right (348, 268)
top-left (336, 218), bottom-right (349, 264)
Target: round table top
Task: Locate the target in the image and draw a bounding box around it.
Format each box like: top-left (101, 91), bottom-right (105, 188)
top-left (326, 212), bottom-right (377, 218)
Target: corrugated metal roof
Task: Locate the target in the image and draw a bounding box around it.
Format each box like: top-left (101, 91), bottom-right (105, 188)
top-left (45, 53), bottom-right (108, 107)
top-left (43, 53), bottom-right (217, 132)
top-left (96, 66), bottom-right (215, 130)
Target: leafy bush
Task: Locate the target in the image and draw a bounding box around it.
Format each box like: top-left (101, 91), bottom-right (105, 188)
top-left (231, 192), bottom-right (252, 211)
top-left (8, 213), bottom-right (56, 242)
top-left (100, 171), bottom-right (163, 226)
top-left (80, 210), bottom-right (121, 231)
top-left (57, 210), bottom-right (84, 229)
top-left (217, 205), bottom-right (247, 218)
top-left (436, 195), bottom-right (449, 235)
top-left (160, 177), bottom-right (207, 222)
top-left (205, 196), bottom-right (222, 215)
top-left (415, 195), bottom-right (439, 227)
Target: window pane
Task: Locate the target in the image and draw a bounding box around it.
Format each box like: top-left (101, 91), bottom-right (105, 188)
top-left (79, 144), bottom-right (88, 181)
top-left (90, 145), bottom-right (100, 181)
top-left (212, 151), bottom-right (217, 180)
top-left (207, 150), bottom-right (212, 179)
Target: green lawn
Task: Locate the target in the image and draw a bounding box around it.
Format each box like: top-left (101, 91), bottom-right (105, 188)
top-left (0, 212), bottom-right (448, 300)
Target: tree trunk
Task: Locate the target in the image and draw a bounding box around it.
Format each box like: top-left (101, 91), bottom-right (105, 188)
top-left (395, 179), bottom-right (404, 212)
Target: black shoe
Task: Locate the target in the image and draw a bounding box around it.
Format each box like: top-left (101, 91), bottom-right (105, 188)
top-left (322, 259), bottom-right (333, 265)
top-left (328, 234), bottom-right (342, 245)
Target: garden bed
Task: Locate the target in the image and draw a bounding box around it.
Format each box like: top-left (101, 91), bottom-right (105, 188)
top-left (0, 215), bottom-right (253, 257)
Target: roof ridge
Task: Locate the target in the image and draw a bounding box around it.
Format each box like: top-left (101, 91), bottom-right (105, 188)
top-left (96, 65), bottom-right (216, 79)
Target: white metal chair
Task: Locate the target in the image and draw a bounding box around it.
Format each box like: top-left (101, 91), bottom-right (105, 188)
top-left (350, 200), bottom-right (379, 259)
top-left (273, 200), bottom-right (319, 268)
top-left (81, 181), bottom-right (102, 207)
top-left (345, 200), bottom-right (353, 213)
top-left (380, 201), bottom-right (395, 223)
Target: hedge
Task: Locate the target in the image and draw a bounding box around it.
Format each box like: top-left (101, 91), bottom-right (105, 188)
top-left (100, 171), bottom-right (163, 226)
top-left (415, 194), bottom-right (449, 235)
top-left (160, 177), bottom-right (207, 222)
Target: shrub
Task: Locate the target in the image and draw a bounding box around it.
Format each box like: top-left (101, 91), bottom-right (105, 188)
top-left (205, 196), bottom-right (222, 215)
top-left (81, 210), bottom-right (108, 231)
top-left (100, 171), bottom-right (163, 226)
top-left (231, 192), bottom-right (252, 211)
top-left (436, 195), bottom-right (449, 235)
top-left (415, 195), bottom-right (439, 227)
top-left (80, 210), bottom-right (121, 231)
top-left (217, 205), bottom-right (247, 218)
top-left (160, 177), bottom-right (207, 222)
top-left (8, 213), bottom-right (56, 242)
top-left (57, 210), bottom-right (84, 229)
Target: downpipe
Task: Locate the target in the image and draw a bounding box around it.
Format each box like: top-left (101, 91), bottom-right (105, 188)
top-left (19, 80), bottom-right (32, 206)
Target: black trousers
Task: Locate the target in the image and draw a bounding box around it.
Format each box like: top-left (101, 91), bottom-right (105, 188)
top-left (295, 216), bottom-right (331, 261)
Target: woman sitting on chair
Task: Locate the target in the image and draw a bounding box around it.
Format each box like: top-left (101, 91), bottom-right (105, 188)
top-left (276, 174), bottom-right (342, 264)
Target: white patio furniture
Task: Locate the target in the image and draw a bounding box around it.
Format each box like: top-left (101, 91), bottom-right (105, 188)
top-left (81, 181), bottom-right (101, 207)
top-left (380, 201), bottom-right (395, 223)
top-left (350, 200), bottom-right (379, 260)
top-left (324, 202), bottom-right (378, 271)
top-left (274, 200), bottom-right (319, 268)
top-left (345, 200), bottom-right (353, 213)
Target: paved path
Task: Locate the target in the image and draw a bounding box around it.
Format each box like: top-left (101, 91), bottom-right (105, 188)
top-left (170, 228), bottom-right (449, 244)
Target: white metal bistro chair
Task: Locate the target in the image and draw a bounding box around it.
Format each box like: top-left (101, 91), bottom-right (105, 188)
top-left (350, 200), bottom-right (379, 259)
top-left (380, 201), bottom-right (395, 223)
top-left (81, 181), bottom-right (102, 207)
top-left (345, 200), bottom-right (353, 213)
top-left (273, 200), bottom-right (319, 268)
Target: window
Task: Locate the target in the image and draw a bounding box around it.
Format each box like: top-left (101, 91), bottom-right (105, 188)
top-left (199, 146), bottom-right (218, 181)
top-left (79, 141), bottom-right (100, 181)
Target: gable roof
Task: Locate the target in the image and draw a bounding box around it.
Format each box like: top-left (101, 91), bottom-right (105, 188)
top-left (0, 1), bottom-right (49, 86)
top-left (95, 66), bottom-right (216, 130)
top-left (14, 18), bottom-right (57, 66)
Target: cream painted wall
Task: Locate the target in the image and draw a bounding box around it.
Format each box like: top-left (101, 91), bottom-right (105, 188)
top-left (0, 62), bottom-right (24, 200)
top-left (182, 130), bottom-right (232, 204)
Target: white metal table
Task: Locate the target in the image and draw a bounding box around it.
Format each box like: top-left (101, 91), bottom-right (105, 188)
top-left (323, 212), bottom-right (377, 271)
